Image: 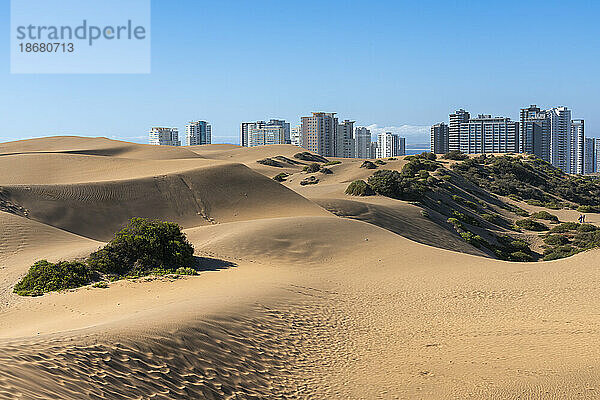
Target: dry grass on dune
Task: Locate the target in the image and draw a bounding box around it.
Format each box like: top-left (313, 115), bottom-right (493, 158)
top-left (1, 137), bottom-right (600, 399)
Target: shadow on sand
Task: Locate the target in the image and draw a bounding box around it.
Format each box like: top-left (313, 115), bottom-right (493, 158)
top-left (193, 256), bottom-right (238, 272)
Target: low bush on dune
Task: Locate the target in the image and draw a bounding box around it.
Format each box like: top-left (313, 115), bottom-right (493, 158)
top-left (320, 167), bottom-right (333, 174)
top-left (303, 163), bottom-right (321, 173)
top-left (360, 161), bottom-right (377, 169)
top-left (294, 151), bottom-right (328, 163)
top-left (442, 150), bottom-right (468, 161)
top-left (367, 170), bottom-right (427, 201)
top-left (549, 222), bottom-right (579, 233)
top-left (578, 205), bottom-right (600, 213)
top-left (544, 234), bottom-right (569, 246)
top-left (531, 211), bottom-right (559, 223)
top-left (345, 180), bottom-right (375, 196)
top-left (273, 172), bottom-right (289, 182)
top-left (300, 176), bottom-right (319, 186)
top-left (515, 218), bottom-right (548, 231)
top-left (14, 260), bottom-right (96, 296)
top-left (323, 160), bottom-right (341, 166)
top-left (257, 158), bottom-right (283, 167)
top-left (87, 218), bottom-right (195, 276)
top-left (374, 160), bottom-right (386, 165)
top-left (15, 218), bottom-right (198, 296)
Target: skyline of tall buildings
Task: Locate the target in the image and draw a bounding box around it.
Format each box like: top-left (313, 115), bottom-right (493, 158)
top-left (376, 132), bottom-right (405, 158)
top-left (432, 104), bottom-right (597, 175)
top-left (241, 119), bottom-right (290, 147)
top-left (149, 127), bottom-right (180, 146)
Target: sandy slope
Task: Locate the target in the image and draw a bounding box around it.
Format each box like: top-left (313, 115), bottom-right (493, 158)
top-left (1, 137), bottom-right (600, 399)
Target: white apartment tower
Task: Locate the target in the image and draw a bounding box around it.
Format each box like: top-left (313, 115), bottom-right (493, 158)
top-left (458, 115), bottom-right (519, 154)
top-left (149, 127), bottom-right (180, 146)
top-left (548, 107), bottom-right (572, 173)
top-left (241, 119), bottom-right (290, 147)
top-left (291, 125), bottom-right (302, 146)
top-left (354, 127), bottom-right (372, 159)
top-left (570, 119), bottom-right (585, 175)
top-left (376, 132), bottom-right (405, 158)
top-left (186, 121), bottom-right (211, 146)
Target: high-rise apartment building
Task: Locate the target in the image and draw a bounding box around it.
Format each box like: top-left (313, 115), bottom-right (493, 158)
top-left (376, 132), bottom-right (405, 158)
top-left (584, 137), bottom-right (596, 174)
top-left (149, 127), bottom-right (180, 146)
top-left (291, 125), bottom-right (301, 146)
top-left (354, 127), bottom-right (372, 159)
top-left (449, 109), bottom-right (470, 151)
top-left (336, 120), bottom-right (355, 158)
top-left (369, 142), bottom-right (378, 160)
top-left (458, 115), bottom-right (519, 154)
top-left (519, 105), bottom-right (551, 162)
top-left (186, 121), bottom-right (211, 146)
top-left (548, 107), bottom-right (572, 173)
top-left (431, 122), bottom-right (449, 154)
top-left (570, 119), bottom-right (585, 175)
top-left (596, 139), bottom-right (600, 174)
top-left (300, 112), bottom-right (338, 157)
top-left (241, 119), bottom-right (290, 147)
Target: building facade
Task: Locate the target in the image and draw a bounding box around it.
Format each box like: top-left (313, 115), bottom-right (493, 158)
top-left (449, 109), bottom-right (470, 152)
top-left (354, 127), bottom-right (372, 159)
top-left (186, 121), bottom-right (211, 146)
top-left (519, 105), bottom-right (551, 161)
top-left (376, 132), bottom-right (405, 158)
top-left (300, 112), bottom-right (338, 157)
top-left (241, 119), bottom-right (290, 147)
top-left (336, 120), bottom-right (355, 158)
top-left (369, 142), bottom-right (378, 160)
top-left (458, 115), bottom-right (519, 154)
top-left (149, 127), bottom-right (180, 146)
top-left (548, 106), bottom-right (572, 173)
top-left (570, 119), bottom-right (585, 175)
top-left (584, 137), bottom-right (596, 174)
top-left (291, 125), bottom-right (302, 146)
top-left (596, 139), bottom-right (600, 174)
top-left (431, 122), bottom-right (449, 154)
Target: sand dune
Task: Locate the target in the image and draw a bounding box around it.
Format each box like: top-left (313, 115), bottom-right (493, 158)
top-left (1, 136), bottom-right (600, 399)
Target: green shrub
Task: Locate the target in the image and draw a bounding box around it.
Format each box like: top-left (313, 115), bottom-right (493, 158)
top-left (447, 217), bottom-right (462, 228)
top-left (345, 180), bottom-right (375, 196)
top-left (460, 231), bottom-right (484, 248)
top-left (175, 267), bottom-right (197, 276)
top-left (549, 222), bottom-right (580, 233)
top-left (515, 219), bottom-right (548, 231)
top-left (320, 167), bottom-right (333, 174)
top-left (509, 251), bottom-right (533, 262)
top-left (544, 202), bottom-right (563, 210)
top-left (374, 160), bottom-right (386, 165)
top-left (526, 199), bottom-right (544, 206)
top-left (367, 170), bottom-right (428, 201)
top-left (577, 224), bottom-right (599, 232)
top-left (273, 172), bottom-right (289, 182)
top-left (543, 245), bottom-right (578, 261)
top-left (294, 152), bottom-right (328, 163)
top-left (300, 176), bottom-right (319, 185)
top-left (323, 160), bottom-right (342, 166)
top-left (304, 163), bottom-right (321, 173)
top-left (92, 281), bottom-right (109, 289)
top-left (87, 218), bottom-right (194, 276)
top-left (531, 211), bottom-right (559, 222)
top-left (360, 161), bottom-right (377, 169)
top-left (451, 210), bottom-right (480, 226)
top-left (14, 260), bottom-right (96, 296)
top-left (257, 158), bottom-right (283, 167)
top-left (442, 150), bottom-right (468, 161)
top-left (578, 205), bottom-right (599, 213)
top-left (544, 234), bottom-right (569, 246)
top-left (481, 213), bottom-right (499, 224)
top-left (572, 231), bottom-right (600, 249)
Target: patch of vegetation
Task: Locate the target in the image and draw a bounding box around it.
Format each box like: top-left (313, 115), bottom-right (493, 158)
top-left (14, 260), bottom-right (96, 296)
top-left (460, 231), bottom-right (484, 248)
top-left (323, 160), bottom-right (342, 166)
top-left (368, 170), bottom-right (428, 201)
top-left (320, 167), bottom-right (333, 174)
top-left (257, 158), bottom-right (283, 167)
top-left (87, 218), bottom-right (194, 276)
top-left (531, 211), bottom-right (559, 223)
top-left (543, 245), bottom-right (578, 261)
top-left (515, 218), bottom-right (548, 231)
top-left (303, 163), bottom-right (321, 173)
top-left (92, 281), bottom-right (109, 289)
top-left (451, 210), bottom-right (480, 227)
top-left (175, 267), bottom-right (197, 276)
top-left (388, 157), bottom-right (397, 161)
top-left (442, 150), bottom-right (468, 161)
top-left (544, 234), bottom-right (569, 246)
top-left (578, 205), bottom-right (600, 213)
top-left (360, 161), bottom-right (377, 169)
top-left (549, 222), bottom-right (580, 233)
top-left (452, 195), bottom-right (479, 210)
top-left (300, 176), bottom-right (319, 186)
top-left (345, 180), bottom-right (375, 196)
top-left (294, 151), bottom-right (328, 163)
top-left (374, 159), bottom-right (386, 165)
top-left (272, 172), bottom-right (289, 182)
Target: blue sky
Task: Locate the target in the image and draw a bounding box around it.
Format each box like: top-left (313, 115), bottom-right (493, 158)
top-left (1, 0), bottom-right (599, 145)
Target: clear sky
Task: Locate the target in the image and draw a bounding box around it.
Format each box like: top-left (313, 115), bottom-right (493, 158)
top-left (1, 0), bottom-right (599, 145)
